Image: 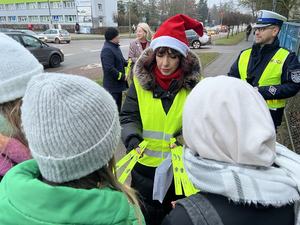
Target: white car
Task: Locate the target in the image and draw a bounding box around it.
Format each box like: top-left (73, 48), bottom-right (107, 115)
top-left (42, 29), bottom-right (71, 44)
top-left (17, 30), bottom-right (47, 42)
top-left (185, 29), bottom-right (211, 49)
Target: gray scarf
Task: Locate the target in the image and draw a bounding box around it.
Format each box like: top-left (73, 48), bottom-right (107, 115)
top-left (184, 143), bottom-right (300, 224)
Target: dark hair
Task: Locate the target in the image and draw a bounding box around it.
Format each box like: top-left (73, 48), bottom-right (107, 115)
top-left (0, 98), bottom-right (27, 146)
top-left (104, 27), bottom-right (119, 41)
top-left (143, 47), bottom-right (197, 89)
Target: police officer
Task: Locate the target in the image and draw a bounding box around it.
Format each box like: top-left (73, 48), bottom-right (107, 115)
top-left (228, 10), bottom-right (300, 130)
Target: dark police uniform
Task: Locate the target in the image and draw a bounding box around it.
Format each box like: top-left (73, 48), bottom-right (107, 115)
top-left (228, 38), bottom-right (300, 128)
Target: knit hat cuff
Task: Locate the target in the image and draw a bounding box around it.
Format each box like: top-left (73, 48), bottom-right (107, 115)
top-left (150, 36), bottom-right (189, 57)
top-left (0, 65), bottom-right (43, 104)
top-left (31, 112), bottom-right (120, 183)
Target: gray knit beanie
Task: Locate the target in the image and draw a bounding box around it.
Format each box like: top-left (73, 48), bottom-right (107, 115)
top-left (0, 33), bottom-right (43, 104)
top-left (21, 73), bottom-right (121, 183)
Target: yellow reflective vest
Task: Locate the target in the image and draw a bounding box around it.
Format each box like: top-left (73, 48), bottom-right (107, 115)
top-left (238, 48), bottom-right (289, 109)
top-left (133, 76), bottom-right (189, 167)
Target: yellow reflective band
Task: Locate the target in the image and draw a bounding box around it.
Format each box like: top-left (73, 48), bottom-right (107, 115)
top-left (125, 58), bottom-right (132, 78)
top-left (116, 140), bottom-right (148, 184)
top-left (118, 72), bottom-right (122, 80)
top-left (171, 146), bottom-right (199, 196)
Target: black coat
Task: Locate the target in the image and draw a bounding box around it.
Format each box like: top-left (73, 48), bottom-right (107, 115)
top-left (162, 192), bottom-right (295, 225)
top-left (228, 38), bottom-right (300, 126)
top-left (119, 48), bottom-right (202, 225)
top-left (100, 41), bottom-right (128, 93)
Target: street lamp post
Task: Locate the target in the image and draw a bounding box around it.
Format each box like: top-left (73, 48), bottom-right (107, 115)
top-left (47, 0), bottom-right (53, 25)
top-left (128, 0), bottom-right (131, 37)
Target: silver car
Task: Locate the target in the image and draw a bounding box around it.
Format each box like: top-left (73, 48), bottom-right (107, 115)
top-left (42, 29), bottom-right (71, 44)
top-left (18, 29), bottom-right (47, 42)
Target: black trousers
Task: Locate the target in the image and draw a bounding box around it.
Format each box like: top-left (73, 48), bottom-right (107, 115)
top-left (110, 92), bottom-right (122, 113)
top-left (270, 107), bottom-right (284, 131)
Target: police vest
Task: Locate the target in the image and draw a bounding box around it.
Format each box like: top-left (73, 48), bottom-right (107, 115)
top-left (238, 48), bottom-right (289, 109)
top-left (133, 76), bottom-right (188, 167)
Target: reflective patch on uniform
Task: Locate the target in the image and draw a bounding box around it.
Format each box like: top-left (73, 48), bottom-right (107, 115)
top-left (291, 69), bottom-right (300, 83)
top-left (270, 59), bottom-right (282, 64)
top-left (268, 86), bottom-right (277, 95)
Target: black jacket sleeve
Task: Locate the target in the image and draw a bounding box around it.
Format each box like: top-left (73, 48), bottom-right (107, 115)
top-left (228, 53), bottom-right (242, 78)
top-left (120, 84), bottom-right (143, 151)
top-left (258, 52), bottom-right (300, 100)
top-left (101, 48), bottom-right (125, 81)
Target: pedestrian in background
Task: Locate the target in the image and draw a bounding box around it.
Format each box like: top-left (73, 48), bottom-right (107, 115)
top-left (101, 27), bottom-right (128, 112)
top-left (228, 10), bottom-right (300, 130)
top-left (162, 76), bottom-right (298, 225)
top-left (245, 23), bottom-right (252, 41)
top-left (0, 73), bottom-right (145, 225)
top-left (128, 23), bottom-right (153, 80)
top-left (120, 14), bottom-right (203, 225)
top-left (0, 33), bottom-right (41, 179)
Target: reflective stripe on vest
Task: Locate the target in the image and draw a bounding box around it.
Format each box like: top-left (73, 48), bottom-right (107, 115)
top-left (133, 76), bottom-right (188, 167)
top-left (238, 48), bottom-right (289, 109)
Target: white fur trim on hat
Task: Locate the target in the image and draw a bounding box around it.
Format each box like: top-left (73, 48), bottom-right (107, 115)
top-left (150, 36), bottom-right (189, 57)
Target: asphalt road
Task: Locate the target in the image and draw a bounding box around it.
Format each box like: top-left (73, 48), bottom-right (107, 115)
top-left (45, 39), bottom-right (133, 74)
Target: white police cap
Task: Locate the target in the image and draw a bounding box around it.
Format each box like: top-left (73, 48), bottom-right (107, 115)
top-left (254, 10), bottom-right (287, 28)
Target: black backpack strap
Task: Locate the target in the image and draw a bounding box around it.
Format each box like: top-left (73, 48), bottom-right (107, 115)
top-left (176, 193), bottom-right (223, 225)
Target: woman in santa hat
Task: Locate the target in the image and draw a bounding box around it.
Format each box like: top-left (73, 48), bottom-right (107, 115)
top-left (120, 14), bottom-right (203, 225)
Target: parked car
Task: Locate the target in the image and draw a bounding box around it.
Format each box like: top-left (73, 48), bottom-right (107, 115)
top-left (42, 29), bottom-right (71, 44)
top-left (16, 29), bottom-right (47, 42)
top-left (185, 29), bottom-right (211, 49)
top-left (5, 32), bottom-right (64, 67)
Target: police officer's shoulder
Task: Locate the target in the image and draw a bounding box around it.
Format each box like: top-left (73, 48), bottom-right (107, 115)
top-left (240, 47), bottom-right (252, 54)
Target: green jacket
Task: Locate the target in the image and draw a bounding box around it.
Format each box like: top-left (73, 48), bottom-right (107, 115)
top-left (0, 160), bottom-right (145, 225)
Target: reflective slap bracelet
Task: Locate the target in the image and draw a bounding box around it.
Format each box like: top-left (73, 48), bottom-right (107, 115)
top-left (170, 138), bottom-right (199, 196)
top-left (125, 58), bottom-right (132, 78)
top-left (116, 140), bottom-right (148, 184)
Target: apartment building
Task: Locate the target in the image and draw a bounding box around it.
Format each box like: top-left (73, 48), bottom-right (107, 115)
top-left (0, 0), bottom-right (117, 31)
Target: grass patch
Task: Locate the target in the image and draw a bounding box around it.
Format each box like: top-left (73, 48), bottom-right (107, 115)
top-left (197, 52), bottom-right (220, 67)
top-left (214, 32), bottom-right (246, 45)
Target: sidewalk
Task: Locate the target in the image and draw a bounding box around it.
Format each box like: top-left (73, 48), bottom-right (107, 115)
top-left (203, 38), bottom-right (253, 77)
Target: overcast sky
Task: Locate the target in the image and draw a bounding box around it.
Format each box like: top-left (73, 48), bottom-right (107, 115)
top-left (206, 0), bottom-right (250, 13)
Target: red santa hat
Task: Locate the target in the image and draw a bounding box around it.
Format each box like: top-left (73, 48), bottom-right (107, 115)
top-left (150, 14), bottom-right (203, 57)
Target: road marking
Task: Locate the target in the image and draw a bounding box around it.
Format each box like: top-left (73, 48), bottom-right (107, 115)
top-left (64, 53), bottom-right (74, 57)
top-left (80, 63), bottom-right (102, 70)
top-left (120, 45), bottom-right (129, 48)
top-left (90, 49), bottom-right (101, 52)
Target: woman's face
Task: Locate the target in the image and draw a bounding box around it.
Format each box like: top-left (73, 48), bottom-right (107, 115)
top-left (156, 49), bottom-right (180, 76)
top-left (136, 27), bottom-right (146, 41)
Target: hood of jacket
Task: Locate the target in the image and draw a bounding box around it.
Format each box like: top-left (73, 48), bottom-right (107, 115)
top-left (0, 160), bottom-right (143, 225)
top-left (133, 48), bottom-right (202, 91)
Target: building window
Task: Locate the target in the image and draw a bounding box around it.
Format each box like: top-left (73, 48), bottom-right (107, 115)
top-left (8, 16), bottom-right (17, 22)
top-left (0, 16), bottom-right (6, 22)
top-left (52, 2), bottom-right (62, 9)
top-left (40, 16), bottom-right (50, 22)
top-left (65, 15), bottom-right (76, 23)
top-left (28, 16), bottom-right (39, 22)
top-left (0, 5), bottom-right (6, 10)
top-left (52, 15), bottom-right (63, 22)
top-left (7, 4), bottom-right (16, 10)
top-left (64, 1), bottom-right (75, 8)
top-left (98, 3), bottom-right (102, 11)
top-left (39, 2), bottom-right (48, 9)
top-left (18, 16), bottom-right (28, 23)
top-left (28, 3), bottom-right (38, 9)
top-left (16, 3), bottom-right (26, 10)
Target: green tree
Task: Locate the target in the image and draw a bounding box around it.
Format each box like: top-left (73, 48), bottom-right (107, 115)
top-left (196, 0), bottom-right (208, 22)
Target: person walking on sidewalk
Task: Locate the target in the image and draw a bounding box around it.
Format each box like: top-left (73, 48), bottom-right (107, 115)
top-left (228, 10), bottom-right (300, 130)
top-left (245, 23), bottom-right (252, 41)
top-left (101, 27), bottom-right (128, 112)
top-left (161, 76), bottom-right (298, 225)
top-left (120, 14), bottom-right (203, 225)
top-left (0, 73), bottom-right (145, 225)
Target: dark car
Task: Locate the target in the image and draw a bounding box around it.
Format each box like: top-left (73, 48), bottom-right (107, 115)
top-left (185, 29), bottom-right (211, 49)
top-left (4, 32), bottom-right (64, 67)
